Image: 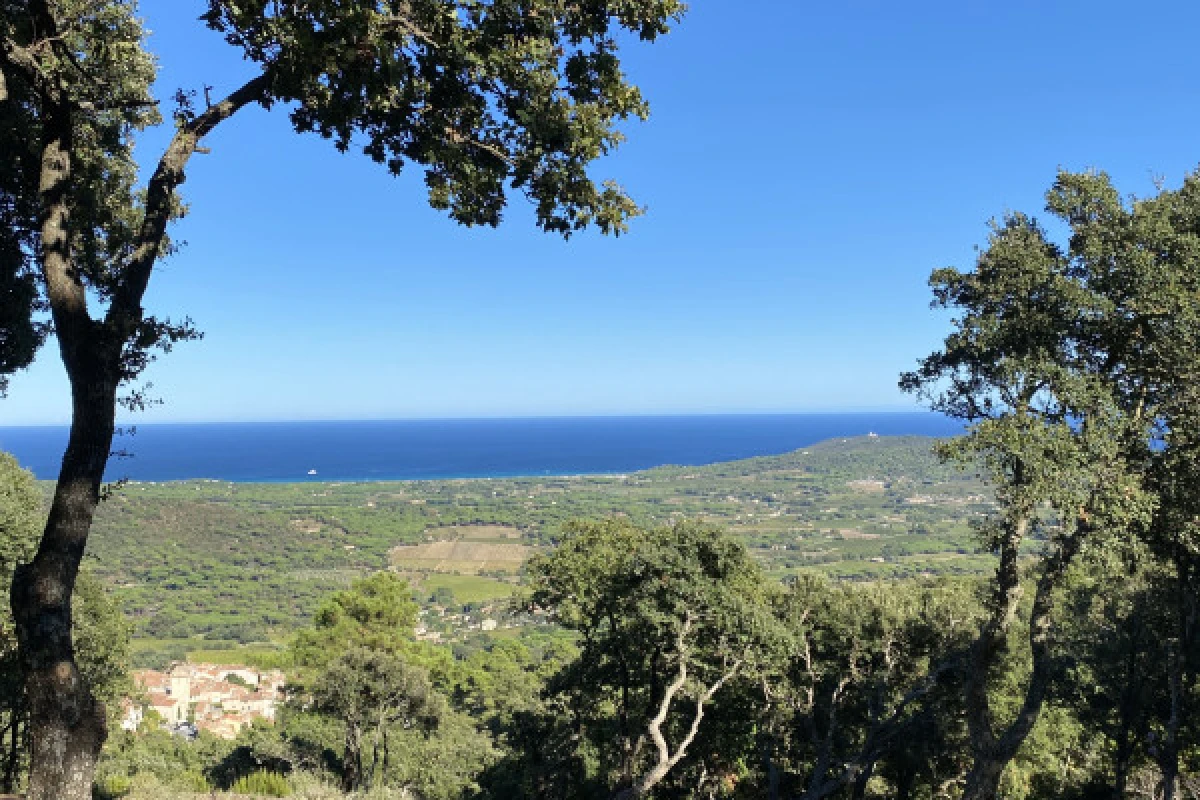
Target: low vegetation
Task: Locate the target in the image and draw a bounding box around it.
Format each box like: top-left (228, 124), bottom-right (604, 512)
top-left (75, 434), bottom-right (989, 663)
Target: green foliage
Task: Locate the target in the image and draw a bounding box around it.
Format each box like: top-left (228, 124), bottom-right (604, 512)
top-left (74, 571), bottom-right (134, 707)
top-left (292, 571), bottom-right (418, 670)
top-left (267, 568), bottom-right (497, 797)
top-left (231, 769), bottom-right (293, 797)
top-left (312, 646), bottom-right (444, 739)
top-left (766, 574), bottom-right (981, 796)
top-left (0, 0), bottom-right (167, 386)
top-left (200, 0), bottom-right (683, 236)
top-left (901, 167), bottom-right (1200, 797)
top-left (95, 728), bottom-right (231, 794)
top-left (517, 518), bottom-right (783, 796)
top-left (92, 771), bottom-right (132, 799)
top-left (0, 453), bottom-right (40, 786)
top-left (526, 518), bottom-right (780, 659)
top-left (225, 672), bottom-right (252, 688)
top-left (309, 646), bottom-right (445, 791)
top-left (0, 453), bottom-right (40, 578)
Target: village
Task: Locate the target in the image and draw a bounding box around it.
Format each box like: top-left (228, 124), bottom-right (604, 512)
top-left (125, 663), bottom-right (286, 740)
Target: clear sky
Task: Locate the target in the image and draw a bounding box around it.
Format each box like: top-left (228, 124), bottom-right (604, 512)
top-left (5, 1), bottom-right (1200, 424)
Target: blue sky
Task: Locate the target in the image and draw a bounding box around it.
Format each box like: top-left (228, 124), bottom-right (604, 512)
top-left (5, 1), bottom-right (1200, 424)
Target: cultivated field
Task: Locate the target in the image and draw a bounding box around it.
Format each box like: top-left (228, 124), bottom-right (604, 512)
top-left (389, 539), bottom-right (534, 574)
top-left (412, 573), bottom-right (517, 604)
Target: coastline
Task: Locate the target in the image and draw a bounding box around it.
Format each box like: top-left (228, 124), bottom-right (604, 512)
top-left (0, 413), bottom-right (963, 483)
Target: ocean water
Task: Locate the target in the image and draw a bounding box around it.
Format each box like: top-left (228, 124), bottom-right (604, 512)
top-left (0, 413), bottom-right (962, 483)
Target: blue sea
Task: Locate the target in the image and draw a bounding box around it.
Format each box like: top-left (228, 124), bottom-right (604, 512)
top-left (0, 413), bottom-right (962, 483)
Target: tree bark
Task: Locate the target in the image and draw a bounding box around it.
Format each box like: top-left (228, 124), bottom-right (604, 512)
top-left (341, 723), bottom-right (363, 792)
top-left (960, 757), bottom-right (1008, 800)
top-left (610, 616), bottom-right (739, 800)
top-left (12, 363), bottom-right (119, 800)
top-left (1111, 711), bottom-right (1132, 800)
top-left (1111, 636), bottom-right (1141, 800)
top-left (1159, 642), bottom-right (1183, 800)
top-left (794, 654), bottom-right (961, 800)
top-left (1, 711), bottom-right (21, 793)
top-left (958, 508), bottom-right (1029, 800)
top-left (849, 758), bottom-right (875, 800)
top-left (10, 20), bottom-right (121, 793)
top-left (762, 724), bottom-right (781, 800)
top-left (805, 681), bottom-right (847, 797)
top-left (960, 516), bottom-right (1083, 800)
top-left (1159, 563), bottom-right (1198, 800)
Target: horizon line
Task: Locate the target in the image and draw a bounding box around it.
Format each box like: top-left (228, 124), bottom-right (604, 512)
top-left (0, 408), bottom-right (941, 428)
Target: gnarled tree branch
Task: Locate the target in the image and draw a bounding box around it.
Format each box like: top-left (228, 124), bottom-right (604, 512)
top-left (107, 72), bottom-right (271, 332)
top-left (613, 614), bottom-right (743, 800)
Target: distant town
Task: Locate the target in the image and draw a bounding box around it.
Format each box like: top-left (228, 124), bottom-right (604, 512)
top-left (125, 663), bottom-right (286, 740)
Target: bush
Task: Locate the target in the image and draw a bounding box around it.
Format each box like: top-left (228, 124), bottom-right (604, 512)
top-left (175, 769), bottom-right (211, 792)
top-left (232, 769), bottom-right (293, 797)
top-left (124, 772), bottom-right (165, 798)
top-left (93, 773), bottom-right (132, 799)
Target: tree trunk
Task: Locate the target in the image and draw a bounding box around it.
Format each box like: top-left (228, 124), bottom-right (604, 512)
top-left (1111, 718), bottom-right (1132, 800)
top-left (611, 622), bottom-right (737, 800)
top-left (960, 757), bottom-right (1007, 800)
top-left (849, 758), bottom-right (875, 800)
top-left (11, 356), bottom-right (118, 800)
top-left (1162, 563), bottom-right (1198, 800)
top-left (1, 712), bottom-right (21, 793)
top-left (763, 728), bottom-right (781, 800)
top-left (959, 517), bottom-right (1025, 800)
top-left (804, 687), bottom-right (845, 799)
top-left (1160, 642), bottom-right (1183, 800)
top-left (5, 8), bottom-right (265, 793)
top-left (341, 723), bottom-right (363, 792)
top-left (960, 515), bottom-right (1082, 800)
top-left (1111, 616), bottom-right (1144, 800)
top-left (381, 727), bottom-right (390, 784)
top-left (8, 12), bottom-right (122, 794)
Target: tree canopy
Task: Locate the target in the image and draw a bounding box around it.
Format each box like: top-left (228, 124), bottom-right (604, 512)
top-left (292, 571), bottom-right (419, 670)
top-left (903, 168), bottom-right (1200, 800)
top-left (0, 0), bottom-right (684, 392)
top-left (520, 519), bottom-right (782, 798)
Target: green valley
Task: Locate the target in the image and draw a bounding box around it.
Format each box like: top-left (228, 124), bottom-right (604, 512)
top-left (78, 435), bottom-right (992, 659)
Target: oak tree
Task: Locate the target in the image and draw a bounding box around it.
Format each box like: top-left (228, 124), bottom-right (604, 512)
top-left (523, 519), bottom-right (780, 799)
top-left (902, 170), bottom-right (1167, 799)
top-left (766, 575), bottom-right (978, 800)
top-left (311, 646), bottom-right (444, 792)
top-left (0, 1), bottom-right (681, 797)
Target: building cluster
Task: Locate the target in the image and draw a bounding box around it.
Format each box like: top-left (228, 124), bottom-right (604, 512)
top-left (125, 663), bottom-right (286, 739)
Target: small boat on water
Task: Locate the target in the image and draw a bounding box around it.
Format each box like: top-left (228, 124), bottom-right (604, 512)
top-left (307, 469), bottom-right (318, 475)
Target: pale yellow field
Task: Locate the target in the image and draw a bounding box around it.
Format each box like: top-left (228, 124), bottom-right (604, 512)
top-left (389, 539), bottom-right (534, 574)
